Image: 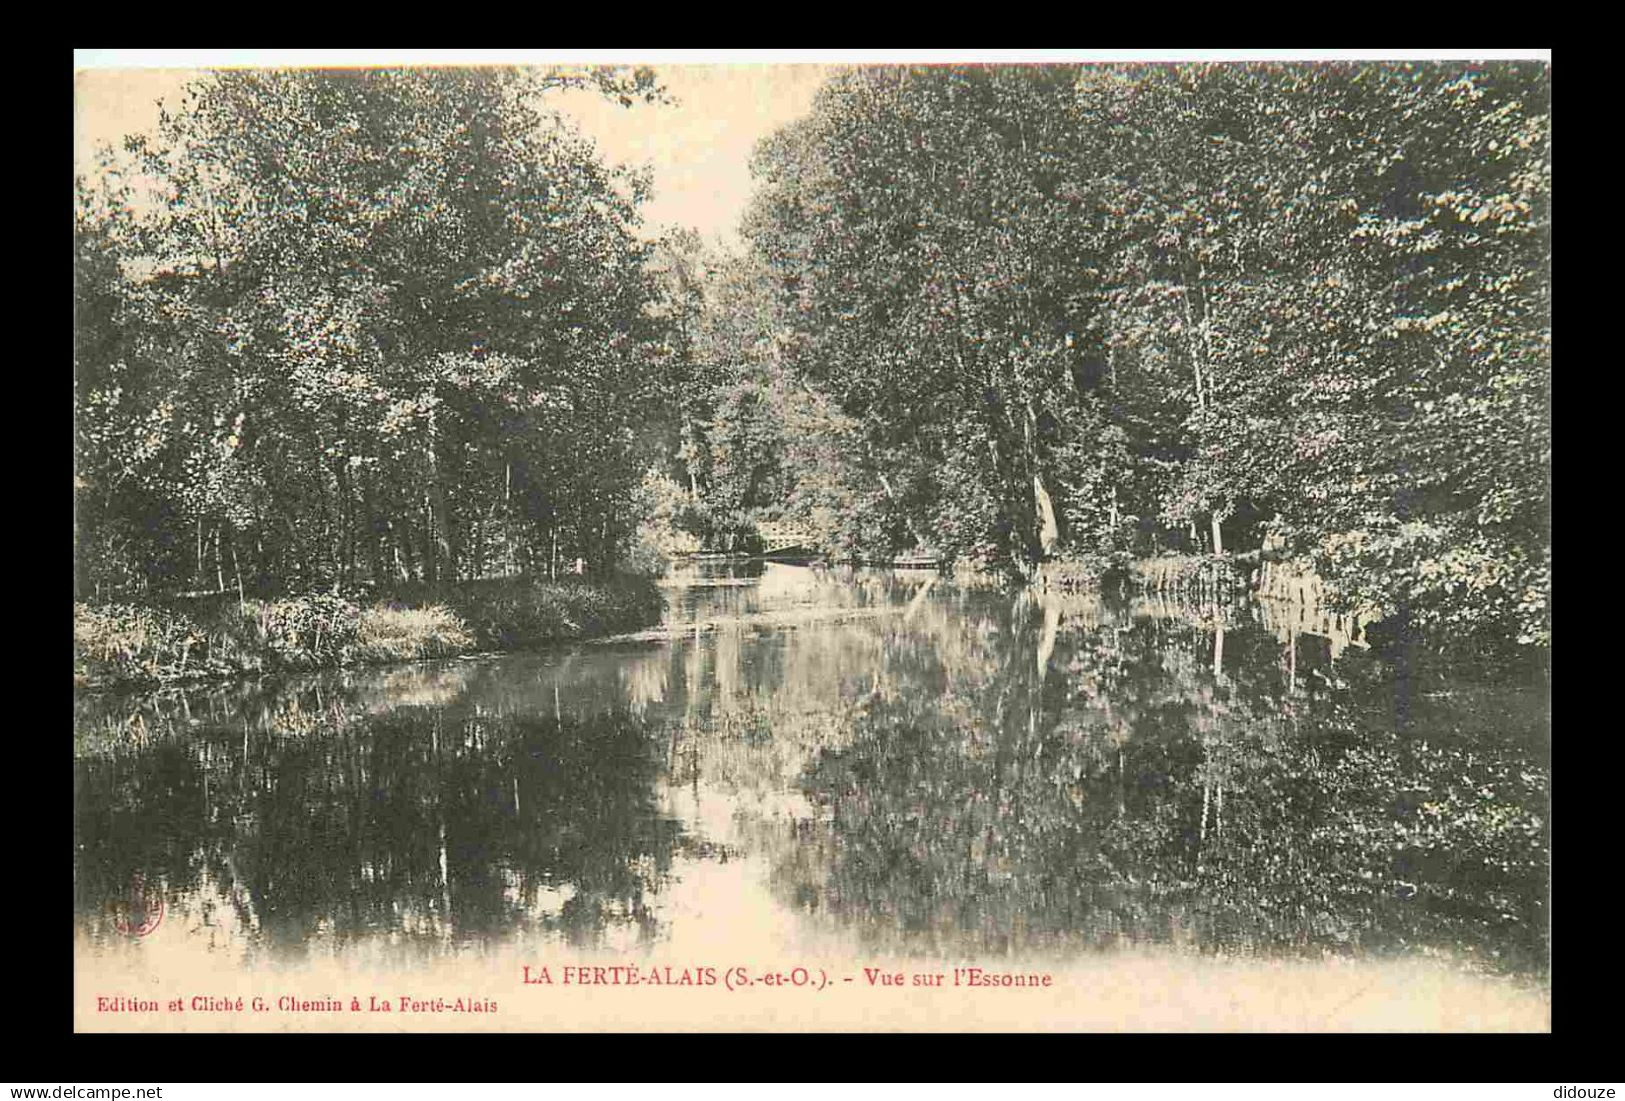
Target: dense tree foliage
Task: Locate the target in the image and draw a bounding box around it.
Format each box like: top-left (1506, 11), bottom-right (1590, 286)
top-left (76, 66), bottom-right (668, 599)
top-left (641, 232), bottom-right (791, 551)
top-left (744, 62), bottom-right (1549, 650)
top-left (76, 61), bottom-right (1550, 654)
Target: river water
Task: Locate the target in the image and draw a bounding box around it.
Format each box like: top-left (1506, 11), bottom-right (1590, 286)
top-left (73, 563), bottom-right (1550, 1030)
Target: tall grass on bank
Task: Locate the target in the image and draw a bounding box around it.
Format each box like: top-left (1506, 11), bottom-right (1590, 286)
top-left (382, 576), bottom-right (664, 651)
top-left (75, 575), bottom-right (664, 692)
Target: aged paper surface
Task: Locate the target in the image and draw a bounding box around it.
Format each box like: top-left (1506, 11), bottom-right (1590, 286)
top-left (73, 50), bottom-right (1550, 1033)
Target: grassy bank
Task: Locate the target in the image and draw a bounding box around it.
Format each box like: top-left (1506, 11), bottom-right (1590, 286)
top-left (74, 575), bottom-right (665, 693)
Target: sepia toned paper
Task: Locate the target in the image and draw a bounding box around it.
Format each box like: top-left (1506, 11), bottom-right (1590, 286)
top-left (73, 49), bottom-right (1551, 1034)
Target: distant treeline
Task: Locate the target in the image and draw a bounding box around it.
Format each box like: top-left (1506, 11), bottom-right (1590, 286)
top-left (75, 62), bottom-right (1550, 653)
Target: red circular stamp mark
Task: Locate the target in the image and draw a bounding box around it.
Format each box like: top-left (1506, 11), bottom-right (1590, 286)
top-left (109, 874), bottom-right (165, 938)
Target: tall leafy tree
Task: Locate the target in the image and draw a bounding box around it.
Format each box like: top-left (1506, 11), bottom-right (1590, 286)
top-left (744, 61), bottom-right (1549, 650)
top-left (76, 66), bottom-right (669, 594)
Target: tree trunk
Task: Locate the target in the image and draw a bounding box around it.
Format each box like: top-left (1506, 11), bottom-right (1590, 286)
top-left (1034, 474), bottom-right (1060, 558)
top-left (682, 419), bottom-right (701, 500)
top-left (388, 517), bottom-right (416, 583)
top-left (363, 482), bottom-right (387, 587)
top-left (424, 410), bottom-right (457, 583)
top-left (344, 481), bottom-right (357, 588)
top-left (1180, 281), bottom-right (1207, 413)
top-left (230, 534), bottom-right (246, 612)
top-left (426, 468), bottom-right (455, 583)
top-left (420, 496), bottom-right (437, 585)
top-left (1199, 778), bottom-right (1211, 852)
top-left (1211, 513), bottom-right (1224, 557)
top-left (503, 461), bottom-right (514, 577)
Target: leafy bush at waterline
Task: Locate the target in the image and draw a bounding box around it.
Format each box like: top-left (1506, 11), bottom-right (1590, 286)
top-left (74, 576), bottom-right (662, 690)
top-left (432, 576), bottom-right (665, 650)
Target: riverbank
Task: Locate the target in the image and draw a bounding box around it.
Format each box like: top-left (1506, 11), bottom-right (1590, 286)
top-left (73, 575), bottom-right (665, 693)
top-left (1029, 549), bottom-right (1547, 678)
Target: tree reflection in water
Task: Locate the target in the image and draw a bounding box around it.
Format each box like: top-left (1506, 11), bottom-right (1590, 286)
top-left (75, 707), bottom-right (683, 958)
top-left (74, 568), bottom-right (1548, 978)
top-left (782, 590), bottom-right (1549, 976)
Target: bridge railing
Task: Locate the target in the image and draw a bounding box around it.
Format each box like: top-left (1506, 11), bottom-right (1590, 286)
top-left (756, 523), bottom-right (816, 547)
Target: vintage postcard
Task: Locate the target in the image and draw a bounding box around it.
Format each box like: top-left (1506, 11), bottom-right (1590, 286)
top-left (73, 49), bottom-right (1551, 1032)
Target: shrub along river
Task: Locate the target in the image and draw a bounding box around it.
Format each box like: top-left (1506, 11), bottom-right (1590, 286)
top-left (73, 562), bottom-right (1550, 1030)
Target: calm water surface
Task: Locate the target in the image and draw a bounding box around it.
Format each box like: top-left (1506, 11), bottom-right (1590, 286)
top-left (74, 564), bottom-right (1549, 980)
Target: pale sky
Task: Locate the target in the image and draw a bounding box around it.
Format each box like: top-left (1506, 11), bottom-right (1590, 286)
top-left (552, 65), bottom-right (830, 244)
top-left (74, 61), bottom-right (832, 247)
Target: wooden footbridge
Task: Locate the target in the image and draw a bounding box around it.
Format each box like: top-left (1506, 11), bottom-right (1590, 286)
top-left (756, 520), bottom-right (819, 558)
